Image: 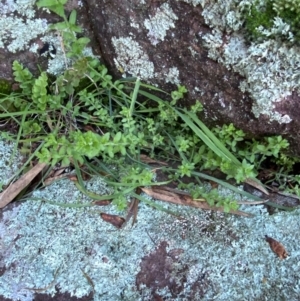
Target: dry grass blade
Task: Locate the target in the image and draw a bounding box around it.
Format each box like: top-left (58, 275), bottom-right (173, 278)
top-left (124, 196), bottom-right (139, 227)
top-left (43, 172), bottom-right (74, 186)
top-left (139, 154), bottom-right (168, 165)
top-left (245, 178), bottom-right (269, 195)
top-left (0, 162), bottom-right (48, 208)
top-left (237, 199), bottom-right (269, 205)
top-left (141, 186), bottom-right (250, 217)
top-left (80, 268), bottom-right (95, 295)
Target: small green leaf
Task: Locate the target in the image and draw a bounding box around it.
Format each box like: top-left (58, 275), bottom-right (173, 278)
top-left (50, 22), bottom-right (69, 31)
top-left (49, 5), bottom-right (65, 18)
top-left (61, 156), bottom-right (70, 167)
top-left (36, 0), bottom-right (57, 8)
top-left (77, 37), bottom-right (90, 45)
top-left (69, 10), bottom-right (77, 25)
top-left (114, 132), bottom-right (122, 143)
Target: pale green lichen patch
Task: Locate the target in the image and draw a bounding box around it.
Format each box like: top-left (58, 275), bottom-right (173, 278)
top-left (112, 36), bottom-right (155, 79)
top-left (0, 0), bottom-right (37, 18)
top-left (0, 0), bottom-right (95, 75)
top-left (144, 3), bottom-right (178, 46)
top-left (1, 169), bottom-right (300, 300)
top-left (202, 29), bottom-right (299, 123)
top-left (0, 164), bottom-right (300, 301)
top-left (0, 0), bottom-right (63, 74)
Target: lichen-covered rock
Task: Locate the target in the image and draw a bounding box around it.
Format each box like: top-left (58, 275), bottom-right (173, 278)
top-left (0, 0), bottom-right (95, 78)
top-left (1, 140), bottom-right (300, 300)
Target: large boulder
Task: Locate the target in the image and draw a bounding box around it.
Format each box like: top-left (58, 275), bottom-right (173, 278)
top-left (84, 0), bottom-right (300, 154)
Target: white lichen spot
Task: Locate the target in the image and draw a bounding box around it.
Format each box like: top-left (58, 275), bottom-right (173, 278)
top-left (188, 46), bottom-right (198, 57)
top-left (280, 114), bottom-right (292, 123)
top-left (256, 17), bottom-right (294, 42)
top-left (130, 17), bottom-right (140, 29)
top-left (112, 36), bottom-right (155, 80)
top-left (164, 67), bottom-right (180, 85)
top-left (28, 42), bottom-right (39, 53)
top-left (219, 97), bottom-right (226, 108)
top-left (144, 3), bottom-right (178, 45)
top-left (40, 34), bottom-right (71, 75)
top-left (0, 15), bottom-right (48, 52)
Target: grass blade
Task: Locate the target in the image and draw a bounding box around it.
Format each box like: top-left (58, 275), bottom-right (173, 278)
top-left (173, 108), bottom-right (235, 163)
top-left (185, 110), bottom-right (241, 165)
top-left (129, 77), bottom-right (140, 117)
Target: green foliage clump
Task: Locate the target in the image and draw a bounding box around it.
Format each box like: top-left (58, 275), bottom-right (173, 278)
top-left (212, 123), bottom-right (300, 190)
top-left (243, 0), bottom-right (276, 42)
top-left (243, 0), bottom-right (300, 43)
top-left (273, 0), bottom-right (300, 27)
top-left (5, 54), bottom-right (251, 212)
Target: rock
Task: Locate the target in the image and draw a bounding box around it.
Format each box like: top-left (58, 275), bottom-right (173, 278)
top-left (1, 0), bottom-right (300, 154)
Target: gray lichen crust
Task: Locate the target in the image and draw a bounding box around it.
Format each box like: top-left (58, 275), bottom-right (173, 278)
top-left (112, 36), bottom-right (155, 79)
top-left (0, 139), bottom-right (22, 189)
top-left (0, 0), bottom-right (48, 52)
top-left (144, 3), bottom-right (178, 46)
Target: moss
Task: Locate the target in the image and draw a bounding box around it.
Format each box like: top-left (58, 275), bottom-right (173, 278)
top-left (0, 78), bottom-right (12, 96)
top-left (243, 0), bottom-right (300, 43)
top-left (0, 79), bottom-right (15, 113)
top-left (243, 0), bottom-right (277, 42)
top-left (274, 0), bottom-right (300, 41)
